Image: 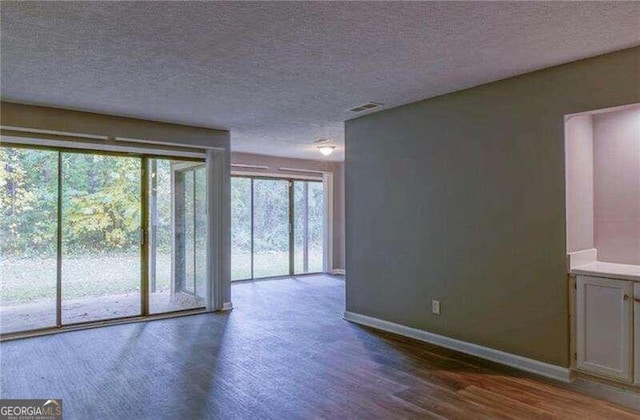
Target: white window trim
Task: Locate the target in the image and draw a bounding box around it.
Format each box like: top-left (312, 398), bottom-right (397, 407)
top-left (1, 132), bottom-right (206, 159)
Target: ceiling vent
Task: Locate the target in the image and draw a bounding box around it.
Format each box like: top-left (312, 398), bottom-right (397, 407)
top-left (313, 138), bottom-right (330, 144)
top-left (349, 102), bottom-right (382, 113)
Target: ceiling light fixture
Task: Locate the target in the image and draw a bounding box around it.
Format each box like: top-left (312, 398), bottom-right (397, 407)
top-left (317, 145), bottom-right (336, 156)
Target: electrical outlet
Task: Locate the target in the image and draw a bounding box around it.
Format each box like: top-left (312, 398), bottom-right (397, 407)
top-left (432, 300), bottom-right (441, 315)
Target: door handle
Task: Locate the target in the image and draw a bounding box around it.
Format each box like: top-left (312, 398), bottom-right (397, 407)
top-left (634, 296), bottom-right (640, 303)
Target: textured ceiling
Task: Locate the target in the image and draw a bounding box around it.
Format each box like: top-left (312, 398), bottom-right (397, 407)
top-left (1, 2), bottom-right (639, 161)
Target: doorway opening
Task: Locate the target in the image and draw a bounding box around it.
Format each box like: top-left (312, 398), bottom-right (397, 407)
top-left (230, 175), bottom-right (325, 281)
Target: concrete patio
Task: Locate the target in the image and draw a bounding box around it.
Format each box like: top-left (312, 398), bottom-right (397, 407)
top-left (1, 291), bottom-right (204, 335)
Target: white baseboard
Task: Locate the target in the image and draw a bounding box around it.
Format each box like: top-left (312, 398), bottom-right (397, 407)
top-left (344, 311), bottom-right (574, 383)
top-left (221, 302), bottom-right (233, 311)
top-left (331, 269), bottom-right (346, 276)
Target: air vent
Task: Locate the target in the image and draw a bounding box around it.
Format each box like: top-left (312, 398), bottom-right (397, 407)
top-left (349, 102), bottom-right (382, 113)
top-left (313, 138), bottom-right (330, 144)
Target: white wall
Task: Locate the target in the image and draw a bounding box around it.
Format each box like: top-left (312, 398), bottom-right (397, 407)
top-left (593, 107), bottom-right (640, 265)
top-left (565, 115), bottom-right (594, 252)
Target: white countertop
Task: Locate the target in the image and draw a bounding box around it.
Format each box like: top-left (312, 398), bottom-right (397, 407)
top-left (571, 261), bottom-right (640, 282)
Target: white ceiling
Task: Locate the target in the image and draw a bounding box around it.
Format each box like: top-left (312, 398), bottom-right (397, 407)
top-left (1, 2), bottom-right (639, 161)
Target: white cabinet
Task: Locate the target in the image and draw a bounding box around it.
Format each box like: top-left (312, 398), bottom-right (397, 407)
top-left (635, 283), bottom-right (640, 387)
top-left (576, 275), bottom-right (633, 383)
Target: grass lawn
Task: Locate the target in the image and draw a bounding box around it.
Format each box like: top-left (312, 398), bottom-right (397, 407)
top-left (231, 249), bottom-right (323, 280)
top-left (1, 254), bottom-right (170, 304)
top-left (1, 248), bottom-right (324, 305)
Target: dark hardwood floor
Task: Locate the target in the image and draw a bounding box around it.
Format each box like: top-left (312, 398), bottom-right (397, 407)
top-left (1, 275), bottom-right (638, 419)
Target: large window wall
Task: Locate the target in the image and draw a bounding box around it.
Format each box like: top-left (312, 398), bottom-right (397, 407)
top-left (0, 146), bottom-right (209, 336)
top-left (231, 176), bottom-right (324, 281)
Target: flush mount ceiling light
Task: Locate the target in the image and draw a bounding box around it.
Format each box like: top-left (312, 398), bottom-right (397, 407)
top-left (316, 145), bottom-right (336, 156)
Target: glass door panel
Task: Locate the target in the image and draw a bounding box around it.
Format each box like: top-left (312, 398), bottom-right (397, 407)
top-left (293, 182), bottom-right (306, 274)
top-left (0, 147), bottom-right (58, 334)
top-left (307, 181), bottom-right (324, 273)
top-left (294, 181), bottom-right (324, 274)
top-left (155, 162), bottom-right (207, 314)
top-left (182, 170), bottom-right (195, 294)
top-left (231, 177), bottom-right (251, 281)
top-left (148, 159), bottom-right (171, 312)
top-left (61, 152), bottom-right (142, 324)
top-left (253, 179), bottom-right (290, 278)
top-left (194, 167), bottom-right (207, 298)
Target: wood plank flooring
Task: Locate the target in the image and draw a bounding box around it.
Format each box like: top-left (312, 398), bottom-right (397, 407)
top-left (1, 275), bottom-right (638, 419)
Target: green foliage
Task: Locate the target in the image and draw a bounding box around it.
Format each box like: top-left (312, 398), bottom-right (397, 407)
top-left (61, 153), bottom-right (141, 253)
top-left (2, 146), bottom-right (324, 277)
top-left (230, 177), bottom-right (251, 253)
top-left (0, 148), bottom-right (144, 257)
top-left (0, 148), bottom-right (58, 256)
top-left (253, 179), bottom-right (290, 253)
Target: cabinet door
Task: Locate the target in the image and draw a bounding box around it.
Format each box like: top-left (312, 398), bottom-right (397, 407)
top-left (576, 275), bottom-right (633, 382)
top-left (635, 283), bottom-right (640, 386)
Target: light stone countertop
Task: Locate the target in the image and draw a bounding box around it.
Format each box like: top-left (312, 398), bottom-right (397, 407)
top-left (571, 261), bottom-right (640, 282)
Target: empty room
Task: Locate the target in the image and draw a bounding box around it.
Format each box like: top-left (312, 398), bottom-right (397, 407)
top-left (1, 1), bottom-right (639, 419)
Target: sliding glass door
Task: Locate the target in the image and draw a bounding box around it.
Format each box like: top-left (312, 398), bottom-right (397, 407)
top-left (0, 147), bottom-right (58, 334)
top-left (230, 178), bottom-right (251, 281)
top-left (61, 152), bottom-right (142, 324)
top-left (294, 181), bottom-right (324, 274)
top-left (147, 159), bottom-right (207, 314)
top-left (155, 162), bottom-right (208, 313)
top-left (230, 176), bottom-right (324, 281)
top-left (0, 145), bottom-right (209, 336)
top-left (253, 179), bottom-right (290, 278)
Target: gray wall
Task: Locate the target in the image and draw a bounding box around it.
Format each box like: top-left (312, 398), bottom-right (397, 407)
top-left (345, 47), bottom-right (640, 367)
top-left (232, 152), bottom-right (345, 270)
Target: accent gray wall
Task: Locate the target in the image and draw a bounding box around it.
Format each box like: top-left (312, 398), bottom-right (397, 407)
top-left (345, 47), bottom-right (640, 367)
